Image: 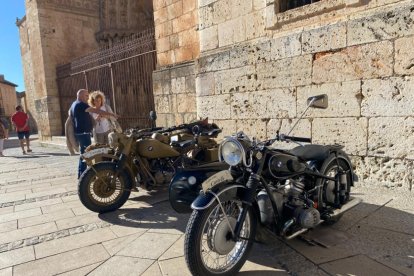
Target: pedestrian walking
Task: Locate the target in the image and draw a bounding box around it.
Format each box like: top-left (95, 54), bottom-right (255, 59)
top-left (70, 89), bottom-right (118, 178)
top-left (11, 105), bottom-right (31, 154)
top-left (0, 119), bottom-right (9, 157)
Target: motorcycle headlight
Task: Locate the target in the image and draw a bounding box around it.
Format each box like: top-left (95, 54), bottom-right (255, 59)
top-left (219, 138), bottom-right (245, 166)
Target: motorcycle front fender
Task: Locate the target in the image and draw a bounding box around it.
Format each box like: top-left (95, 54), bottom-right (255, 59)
top-left (191, 184), bottom-right (247, 211)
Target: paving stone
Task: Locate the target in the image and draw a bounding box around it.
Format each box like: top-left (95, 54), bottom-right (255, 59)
top-left (0, 207), bottom-right (14, 216)
top-left (70, 205), bottom-right (92, 216)
top-left (159, 256), bottom-right (191, 276)
top-left (89, 256), bottom-right (154, 276)
top-left (0, 222), bottom-right (57, 245)
top-left (0, 208), bottom-right (41, 224)
top-left (57, 262), bottom-right (102, 276)
top-left (345, 223), bottom-right (414, 272)
top-left (286, 228), bottom-right (355, 265)
top-left (0, 192), bottom-right (26, 205)
top-left (320, 254), bottom-right (402, 276)
top-left (108, 224), bottom-right (148, 238)
top-left (35, 227), bottom-right (117, 259)
top-left (159, 235), bottom-right (184, 260)
top-left (19, 209), bottom-right (75, 228)
top-left (141, 261), bottom-right (163, 276)
top-left (0, 267), bottom-right (12, 276)
top-left (0, 221), bottom-right (17, 234)
top-left (13, 244), bottom-right (110, 276)
top-left (25, 187), bottom-right (68, 200)
top-left (240, 260), bottom-right (288, 275)
top-left (362, 204), bottom-right (414, 236)
top-left (14, 198), bottom-right (62, 212)
top-left (0, 246), bottom-right (35, 270)
top-left (116, 232), bottom-right (181, 260)
top-left (41, 200), bottom-right (84, 214)
top-left (55, 213), bottom-right (103, 230)
top-left (102, 233), bottom-right (144, 256)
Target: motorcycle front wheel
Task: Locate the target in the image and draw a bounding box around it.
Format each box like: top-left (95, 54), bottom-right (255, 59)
top-left (184, 199), bottom-right (256, 276)
top-left (78, 162), bottom-right (132, 213)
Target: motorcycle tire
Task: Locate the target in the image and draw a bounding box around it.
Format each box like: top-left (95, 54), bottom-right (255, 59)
top-left (184, 199), bottom-right (256, 276)
top-left (317, 151), bottom-right (352, 225)
top-left (78, 162), bottom-right (132, 213)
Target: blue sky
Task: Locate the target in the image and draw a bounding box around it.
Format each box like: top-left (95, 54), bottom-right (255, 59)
top-left (0, 1), bottom-right (26, 91)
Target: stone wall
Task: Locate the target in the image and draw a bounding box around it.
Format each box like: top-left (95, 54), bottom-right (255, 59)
top-left (152, 0), bottom-right (200, 126)
top-left (193, 0), bottom-right (414, 190)
top-left (18, 0), bottom-right (100, 139)
top-left (153, 61), bottom-right (197, 126)
top-left (0, 83), bottom-right (17, 117)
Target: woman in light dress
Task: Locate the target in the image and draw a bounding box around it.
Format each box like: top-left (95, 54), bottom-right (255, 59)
top-left (88, 91), bottom-right (115, 144)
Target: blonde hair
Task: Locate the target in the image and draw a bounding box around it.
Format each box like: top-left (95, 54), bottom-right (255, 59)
top-left (88, 91), bottom-right (106, 107)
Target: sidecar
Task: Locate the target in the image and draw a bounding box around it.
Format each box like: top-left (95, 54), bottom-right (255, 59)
top-left (169, 161), bottom-right (229, 213)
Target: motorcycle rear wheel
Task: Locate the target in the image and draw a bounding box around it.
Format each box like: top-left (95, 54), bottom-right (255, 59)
top-left (317, 152), bottom-right (352, 225)
top-left (78, 162), bottom-right (132, 213)
top-left (184, 199), bottom-right (256, 276)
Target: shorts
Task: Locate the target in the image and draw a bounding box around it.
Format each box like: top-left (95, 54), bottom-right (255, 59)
top-left (17, 131), bottom-right (30, 140)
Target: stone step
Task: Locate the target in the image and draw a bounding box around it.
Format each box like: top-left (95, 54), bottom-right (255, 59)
top-left (39, 136), bottom-right (67, 150)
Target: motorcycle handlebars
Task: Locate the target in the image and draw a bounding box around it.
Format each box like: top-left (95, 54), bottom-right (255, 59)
top-left (279, 134), bottom-right (312, 143)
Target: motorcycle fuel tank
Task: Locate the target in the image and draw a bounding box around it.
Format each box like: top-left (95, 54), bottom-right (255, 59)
top-left (136, 139), bottom-right (180, 159)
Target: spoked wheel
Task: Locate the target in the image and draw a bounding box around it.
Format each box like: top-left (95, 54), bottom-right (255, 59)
top-left (184, 199), bottom-right (256, 276)
top-left (317, 152), bottom-right (353, 224)
top-left (78, 162), bottom-right (132, 213)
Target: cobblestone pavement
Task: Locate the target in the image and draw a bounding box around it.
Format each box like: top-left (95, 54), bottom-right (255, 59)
top-left (0, 137), bottom-right (413, 275)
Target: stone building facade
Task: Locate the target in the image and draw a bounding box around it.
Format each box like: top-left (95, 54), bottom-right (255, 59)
top-left (0, 75), bottom-right (18, 119)
top-left (17, 0), bottom-right (101, 138)
top-left (17, 0), bottom-right (154, 139)
top-left (152, 0), bottom-right (199, 126)
top-left (153, 0), bottom-right (414, 190)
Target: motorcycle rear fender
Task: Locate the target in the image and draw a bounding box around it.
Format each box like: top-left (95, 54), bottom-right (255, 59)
top-left (191, 184), bottom-right (247, 211)
top-left (327, 149), bottom-right (358, 186)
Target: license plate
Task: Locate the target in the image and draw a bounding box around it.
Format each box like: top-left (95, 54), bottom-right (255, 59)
top-left (202, 170), bottom-right (233, 192)
top-left (82, 147), bottom-right (110, 159)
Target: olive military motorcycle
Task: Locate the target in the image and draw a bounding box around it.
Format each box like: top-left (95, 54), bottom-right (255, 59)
top-left (183, 95), bottom-right (361, 276)
top-left (78, 119), bottom-right (221, 213)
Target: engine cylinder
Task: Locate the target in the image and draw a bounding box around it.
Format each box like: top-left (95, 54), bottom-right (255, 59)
top-left (295, 207), bottom-right (320, 229)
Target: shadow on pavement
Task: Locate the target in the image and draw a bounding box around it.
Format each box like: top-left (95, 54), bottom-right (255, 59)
top-left (98, 201), bottom-right (190, 233)
top-left (97, 189), bottom-right (413, 276)
top-left (251, 201), bottom-right (414, 276)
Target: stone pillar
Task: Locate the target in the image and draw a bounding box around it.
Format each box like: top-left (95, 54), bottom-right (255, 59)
top-left (18, 0), bottom-right (100, 139)
top-left (152, 0), bottom-right (199, 127)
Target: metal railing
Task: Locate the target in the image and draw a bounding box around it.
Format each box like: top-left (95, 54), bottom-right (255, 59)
top-left (56, 28), bottom-right (156, 134)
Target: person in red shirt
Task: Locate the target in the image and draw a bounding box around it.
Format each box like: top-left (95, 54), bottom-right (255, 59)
top-left (11, 105), bottom-right (32, 154)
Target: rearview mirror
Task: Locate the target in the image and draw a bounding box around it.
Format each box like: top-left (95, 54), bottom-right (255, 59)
top-left (307, 94), bottom-right (328, 109)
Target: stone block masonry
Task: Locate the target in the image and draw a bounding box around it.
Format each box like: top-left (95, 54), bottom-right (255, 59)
top-left (151, 0), bottom-right (414, 190)
top-left (191, 0), bottom-right (414, 190)
top-left (153, 62), bottom-right (197, 126)
top-left (154, 0), bottom-right (199, 66)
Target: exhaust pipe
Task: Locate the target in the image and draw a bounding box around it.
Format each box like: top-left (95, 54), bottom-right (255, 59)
top-left (331, 197), bottom-right (362, 217)
top-left (285, 197), bottom-right (362, 240)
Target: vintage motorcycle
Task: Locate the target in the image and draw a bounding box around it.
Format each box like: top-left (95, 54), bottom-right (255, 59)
top-left (183, 94), bottom-right (361, 276)
top-left (78, 118), bottom-right (221, 213)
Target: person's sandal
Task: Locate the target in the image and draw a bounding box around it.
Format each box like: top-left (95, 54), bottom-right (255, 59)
top-left (27, 149), bottom-right (32, 153)
top-left (22, 150), bottom-right (26, 155)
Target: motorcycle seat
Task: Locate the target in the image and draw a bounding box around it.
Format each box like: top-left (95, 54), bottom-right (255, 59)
top-left (201, 129), bottom-right (222, 137)
top-left (289, 145), bottom-right (330, 162)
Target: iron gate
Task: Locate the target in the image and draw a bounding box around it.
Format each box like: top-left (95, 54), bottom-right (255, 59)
top-left (56, 29), bottom-right (156, 134)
